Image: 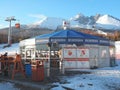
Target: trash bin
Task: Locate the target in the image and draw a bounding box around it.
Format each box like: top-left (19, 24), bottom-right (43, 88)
top-left (31, 60), bottom-right (44, 81)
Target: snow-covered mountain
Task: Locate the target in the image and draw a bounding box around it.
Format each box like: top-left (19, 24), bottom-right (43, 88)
top-left (26, 14), bottom-right (120, 30)
top-left (1, 14), bottom-right (120, 44)
top-left (69, 13), bottom-right (100, 29)
top-left (27, 17), bottom-right (63, 30)
top-left (96, 15), bottom-right (120, 30)
top-left (69, 14), bottom-right (120, 30)
top-left (1, 14), bottom-right (120, 31)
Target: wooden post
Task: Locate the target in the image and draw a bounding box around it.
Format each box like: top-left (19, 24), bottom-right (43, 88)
top-left (47, 47), bottom-right (50, 77)
top-left (61, 47), bottom-right (65, 74)
top-left (61, 59), bottom-right (65, 74)
top-left (59, 58), bottom-right (62, 72)
top-left (0, 62), bottom-right (1, 74)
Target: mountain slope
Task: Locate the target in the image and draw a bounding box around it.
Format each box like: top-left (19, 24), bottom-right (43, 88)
top-left (28, 17), bottom-right (63, 30)
top-left (69, 14), bottom-right (120, 30)
top-left (0, 14), bottom-right (120, 31)
top-left (96, 15), bottom-right (120, 29)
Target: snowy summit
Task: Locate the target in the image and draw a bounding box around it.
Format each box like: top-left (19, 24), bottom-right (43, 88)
top-left (28, 17), bottom-right (63, 30)
top-left (96, 15), bottom-right (120, 29)
top-left (23, 14), bottom-right (120, 30)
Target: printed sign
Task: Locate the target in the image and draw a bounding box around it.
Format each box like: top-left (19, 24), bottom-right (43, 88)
top-left (77, 48), bottom-right (89, 58)
top-left (63, 48), bottom-right (77, 58)
top-left (63, 47), bottom-right (90, 69)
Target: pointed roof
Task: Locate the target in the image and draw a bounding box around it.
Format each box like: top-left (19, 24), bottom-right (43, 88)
top-left (20, 29), bottom-right (113, 46)
top-left (35, 29), bottom-right (99, 44)
top-left (36, 29), bottom-right (98, 39)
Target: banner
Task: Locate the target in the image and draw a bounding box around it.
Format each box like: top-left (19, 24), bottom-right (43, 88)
top-left (77, 48), bottom-right (89, 58)
top-left (63, 47), bottom-right (90, 69)
top-left (63, 47), bottom-right (77, 58)
top-left (63, 47), bottom-right (89, 59)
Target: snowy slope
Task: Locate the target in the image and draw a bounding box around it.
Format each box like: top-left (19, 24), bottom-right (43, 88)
top-left (1, 14), bottom-right (120, 31)
top-left (96, 15), bottom-right (120, 29)
top-left (69, 14), bottom-right (120, 30)
top-left (29, 14), bottom-right (120, 30)
top-left (0, 43), bottom-right (19, 55)
top-left (0, 82), bottom-right (19, 90)
top-left (51, 65), bottom-right (120, 90)
top-left (28, 17), bottom-right (63, 30)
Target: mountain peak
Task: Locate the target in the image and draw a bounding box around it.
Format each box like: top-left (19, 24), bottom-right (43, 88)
top-left (96, 14), bottom-right (120, 29)
top-left (28, 17), bottom-right (64, 30)
top-left (21, 13), bottom-right (120, 30)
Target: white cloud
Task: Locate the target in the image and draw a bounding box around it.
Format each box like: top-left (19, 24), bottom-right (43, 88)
top-left (0, 24), bottom-right (8, 29)
top-left (28, 14), bottom-right (47, 20)
top-left (27, 14), bottom-right (47, 25)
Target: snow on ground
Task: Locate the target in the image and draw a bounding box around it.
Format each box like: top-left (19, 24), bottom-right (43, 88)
top-left (0, 81), bottom-right (19, 90)
top-left (51, 61), bottom-right (120, 90)
top-left (0, 43), bottom-right (120, 90)
top-left (0, 43), bottom-right (19, 55)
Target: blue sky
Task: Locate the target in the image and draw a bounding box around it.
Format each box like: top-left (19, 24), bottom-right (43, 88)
top-left (0, 0), bottom-right (120, 28)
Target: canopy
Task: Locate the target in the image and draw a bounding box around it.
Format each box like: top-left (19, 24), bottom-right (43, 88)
top-left (35, 29), bottom-right (111, 46)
